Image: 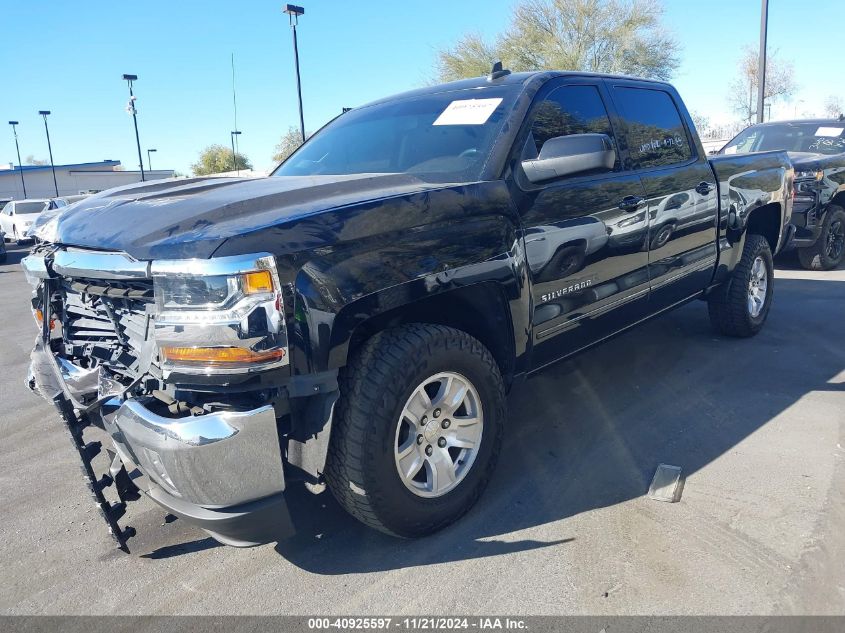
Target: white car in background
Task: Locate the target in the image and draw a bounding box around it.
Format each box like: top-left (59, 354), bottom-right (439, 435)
top-left (29, 194), bottom-right (92, 242)
top-left (0, 199), bottom-right (50, 244)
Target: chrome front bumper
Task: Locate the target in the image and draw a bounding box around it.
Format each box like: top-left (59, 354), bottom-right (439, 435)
top-left (104, 397), bottom-right (285, 507)
top-left (29, 341), bottom-right (291, 546)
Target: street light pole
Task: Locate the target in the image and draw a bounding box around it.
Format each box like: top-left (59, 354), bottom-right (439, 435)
top-left (147, 148), bottom-right (157, 171)
top-left (756, 0), bottom-right (769, 124)
top-left (283, 4), bottom-right (306, 143)
top-left (38, 111), bottom-right (59, 197)
top-left (8, 121), bottom-right (27, 198)
top-left (122, 74), bottom-right (146, 182)
top-left (230, 131), bottom-right (242, 176)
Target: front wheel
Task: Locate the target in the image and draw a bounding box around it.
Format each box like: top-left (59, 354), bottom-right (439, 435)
top-left (798, 206), bottom-right (845, 271)
top-left (707, 233), bottom-right (774, 337)
top-left (325, 324), bottom-right (505, 537)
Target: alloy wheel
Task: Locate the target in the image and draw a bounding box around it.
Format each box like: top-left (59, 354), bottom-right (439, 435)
top-left (747, 255), bottom-right (768, 318)
top-left (826, 219), bottom-right (844, 262)
top-left (394, 372), bottom-right (484, 498)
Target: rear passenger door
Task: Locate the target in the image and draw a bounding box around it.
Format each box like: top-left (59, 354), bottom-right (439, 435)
top-left (607, 81), bottom-right (719, 307)
top-left (510, 79), bottom-right (651, 368)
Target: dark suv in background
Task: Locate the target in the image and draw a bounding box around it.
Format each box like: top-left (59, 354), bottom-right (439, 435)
top-left (721, 119), bottom-right (845, 270)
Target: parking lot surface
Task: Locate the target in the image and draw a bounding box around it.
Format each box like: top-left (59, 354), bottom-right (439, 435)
top-left (1, 242), bottom-right (843, 615)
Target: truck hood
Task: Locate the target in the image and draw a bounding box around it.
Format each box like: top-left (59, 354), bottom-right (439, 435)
top-left (33, 173), bottom-right (442, 260)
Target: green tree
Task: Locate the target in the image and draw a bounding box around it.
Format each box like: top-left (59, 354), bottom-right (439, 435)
top-left (437, 33), bottom-right (501, 84)
top-left (436, 0), bottom-right (680, 83)
top-left (273, 126), bottom-right (309, 163)
top-left (191, 144), bottom-right (252, 176)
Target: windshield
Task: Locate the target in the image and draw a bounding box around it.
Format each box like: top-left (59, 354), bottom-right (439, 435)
top-left (272, 88), bottom-right (519, 183)
top-left (722, 122), bottom-right (845, 155)
top-left (16, 201), bottom-right (48, 214)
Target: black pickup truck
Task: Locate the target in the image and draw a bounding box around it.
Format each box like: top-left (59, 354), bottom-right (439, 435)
top-left (23, 69), bottom-right (794, 550)
top-left (721, 119), bottom-right (845, 270)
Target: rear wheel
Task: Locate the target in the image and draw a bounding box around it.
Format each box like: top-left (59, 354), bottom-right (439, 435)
top-left (325, 323), bottom-right (505, 537)
top-left (707, 233), bottom-right (774, 337)
top-left (798, 206), bottom-right (845, 271)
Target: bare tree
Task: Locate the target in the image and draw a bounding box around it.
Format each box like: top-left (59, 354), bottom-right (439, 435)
top-left (823, 95), bottom-right (843, 118)
top-left (728, 46), bottom-right (795, 124)
top-left (435, 0), bottom-right (680, 83)
top-left (24, 155), bottom-right (49, 166)
top-left (690, 111), bottom-right (711, 136)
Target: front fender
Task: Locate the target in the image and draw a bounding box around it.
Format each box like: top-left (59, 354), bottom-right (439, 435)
top-left (709, 151), bottom-right (794, 284)
top-left (276, 182), bottom-right (528, 376)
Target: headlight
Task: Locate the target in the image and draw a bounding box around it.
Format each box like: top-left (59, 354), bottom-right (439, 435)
top-left (794, 169), bottom-right (823, 182)
top-left (617, 211), bottom-right (646, 228)
top-left (155, 269), bottom-right (274, 315)
top-left (152, 253), bottom-right (288, 375)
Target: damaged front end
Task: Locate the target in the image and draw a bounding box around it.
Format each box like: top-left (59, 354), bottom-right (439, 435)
top-left (22, 246), bottom-right (336, 551)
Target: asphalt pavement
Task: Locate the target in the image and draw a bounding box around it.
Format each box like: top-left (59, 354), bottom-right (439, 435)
top-left (1, 241), bottom-right (843, 615)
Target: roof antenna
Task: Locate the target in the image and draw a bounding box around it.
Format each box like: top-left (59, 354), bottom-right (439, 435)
top-left (488, 60), bottom-right (511, 81)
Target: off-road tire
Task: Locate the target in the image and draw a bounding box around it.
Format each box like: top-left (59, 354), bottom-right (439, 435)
top-left (707, 233), bottom-right (774, 337)
top-left (797, 206), bottom-right (845, 271)
top-left (325, 323), bottom-right (505, 538)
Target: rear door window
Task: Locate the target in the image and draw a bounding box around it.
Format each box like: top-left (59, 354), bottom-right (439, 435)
top-left (611, 87), bottom-right (693, 170)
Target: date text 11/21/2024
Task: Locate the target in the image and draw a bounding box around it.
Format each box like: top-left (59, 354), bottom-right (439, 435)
top-left (307, 617), bottom-right (528, 630)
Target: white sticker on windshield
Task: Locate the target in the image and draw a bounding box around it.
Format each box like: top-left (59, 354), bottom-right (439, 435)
top-left (815, 126), bottom-right (844, 137)
top-left (433, 98), bottom-right (503, 126)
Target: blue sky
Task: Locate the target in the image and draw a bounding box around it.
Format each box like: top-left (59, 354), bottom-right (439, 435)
top-left (1, 0), bottom-right (842, 175)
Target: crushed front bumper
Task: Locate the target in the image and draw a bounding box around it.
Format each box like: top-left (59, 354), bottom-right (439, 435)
top-left (28, 341), bottom-right (293, 550)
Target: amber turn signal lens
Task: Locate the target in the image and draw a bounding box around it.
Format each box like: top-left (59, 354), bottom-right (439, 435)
top-left (243, 270), bottom-right (273, 295)
top-left (160, 346), bottom-right (284, 365)
top-left (34, 309), bottom-right (55, 330)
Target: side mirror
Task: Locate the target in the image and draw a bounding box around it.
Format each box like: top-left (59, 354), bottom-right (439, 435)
top-left (521, 133), bottom-right (615, 183)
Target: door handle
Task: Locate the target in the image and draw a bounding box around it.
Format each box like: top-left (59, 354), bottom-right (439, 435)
top-left (696, 181), bottom-right (715, 195)
top-left (618, 196), bottom-right (645, 212)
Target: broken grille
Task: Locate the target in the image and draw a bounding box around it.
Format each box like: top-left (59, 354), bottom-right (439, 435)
top-left (59, 278), bottom-right (157, 381)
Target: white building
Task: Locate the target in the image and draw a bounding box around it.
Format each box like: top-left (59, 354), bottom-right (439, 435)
top-left (0, 160), bottom-right (174, 200)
